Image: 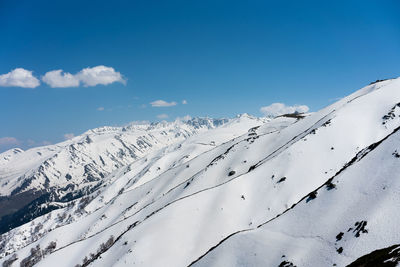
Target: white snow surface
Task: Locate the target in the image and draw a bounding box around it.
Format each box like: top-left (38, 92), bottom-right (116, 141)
top-left (0, 117), bottom-right (240, 197)
top-left (1, 78), bottom-right (400, 266)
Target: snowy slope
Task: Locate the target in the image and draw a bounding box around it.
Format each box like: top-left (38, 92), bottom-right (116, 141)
top-left (0, 118), bottom-right (231, 197)
top-left (193, 124), bottom-right (400, 267)
top-left (0, 117), bottom-right (259, 234)
top-left (2, 78), bottom-right (400, 267)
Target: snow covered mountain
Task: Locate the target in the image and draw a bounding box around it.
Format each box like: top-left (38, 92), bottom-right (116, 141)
top-left (2, 78), bottom-right (400, 267)
top-left (0, 117), bottom-right (246, 234)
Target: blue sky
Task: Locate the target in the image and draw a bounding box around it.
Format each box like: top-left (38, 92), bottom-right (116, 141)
top-left (1, 0), bottom-right (400, 152)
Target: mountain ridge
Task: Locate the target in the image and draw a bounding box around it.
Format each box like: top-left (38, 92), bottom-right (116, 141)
top-left (1, 78), bottom-right (400, 266)
top-left (0, 116), bottom-right (265, 235)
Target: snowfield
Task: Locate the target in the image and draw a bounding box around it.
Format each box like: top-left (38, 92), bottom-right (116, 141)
top-left (1, 78), bottom-right (400, 267)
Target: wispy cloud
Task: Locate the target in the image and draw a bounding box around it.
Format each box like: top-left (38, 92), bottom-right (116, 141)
top-left (42, 65), bottom-right (126, 88)
top-left (63, 133), bottom-right (75, 140)
top-left (157, 114), bottom-right (169, 119)
top-left (175, 115), bottom-right (192, 121)
top-left (0, 68), bottom-right (40, 88)
top-left (182, 100), bottom-right (187, 104)
top-left (97, 107), bottom-right (105, 111)
top-left (26, 139), bottom-right (52, 147)
top-left (27, 139), bottom-right (36, 146)
top-left (126, 120), bottom-right (150, 126)
top-left (150, 100), bottom-right (177, 107)
top-left (0, 137), bottom-right (20, 146)
top-left (260, 103), bottom-right (309, 117)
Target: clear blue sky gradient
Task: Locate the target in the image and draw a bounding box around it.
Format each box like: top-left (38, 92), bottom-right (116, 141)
top-left (1, 0), bottom-right (400, 151)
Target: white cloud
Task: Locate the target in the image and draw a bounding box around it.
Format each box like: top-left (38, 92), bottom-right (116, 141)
top-left (22, 139), bottom-right (52, 148)
top-left (126, 120), bottom-right (150, 126)
top-left (182, 100), bottom-right (187, 104)
top-left (175, 115), bottom-right (192, 121)
top-left (42, 65), bottom-right (126, 88)
top-left (0, 68), bottom-right (40, 88)
top-left (77, 65), bottom-right (126, 87)
top-left (260, 103), bottom-right (309, 117)
top-left (150, 100), bottom-right (177, 107)
top-left (30, 140), bottom-right (52, 146)
top-left (63, 133), bottom-right (75, 140)
top-left (0, 137), bottom-right (20, 146)
top-left (42, 70), bottom-right (79, 88)
top-left (97, 107), bottom-right (105, 111)
top-left (157, 114), bottom-right (169, 119)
